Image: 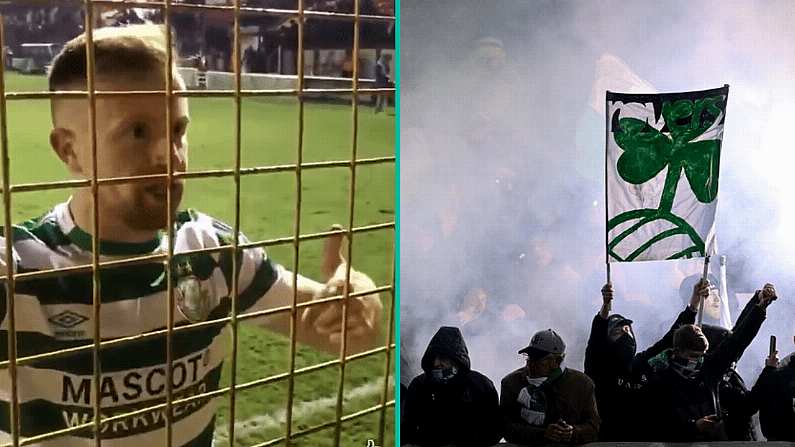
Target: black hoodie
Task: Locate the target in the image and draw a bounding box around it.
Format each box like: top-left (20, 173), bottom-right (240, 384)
top-left (401, 327), bottom-right (501, 447)
top-left (701, 323), bottom-right (756, 441)
top-left (696, 294), bottom-right (764, 441)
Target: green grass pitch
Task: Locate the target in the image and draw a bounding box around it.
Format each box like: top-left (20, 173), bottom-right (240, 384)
top-left (1, 72), bottom-right (395, 447)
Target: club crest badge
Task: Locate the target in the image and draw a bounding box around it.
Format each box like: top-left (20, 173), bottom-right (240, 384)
top-left (174, 259), bottom-right (212, 322)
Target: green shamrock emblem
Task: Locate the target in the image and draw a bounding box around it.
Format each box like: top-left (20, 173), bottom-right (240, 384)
top-left (607, 94), bottom-right (725, 261)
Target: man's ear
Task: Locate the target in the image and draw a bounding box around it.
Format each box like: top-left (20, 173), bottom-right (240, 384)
top-left (50, 128), bottom-right (83, 176)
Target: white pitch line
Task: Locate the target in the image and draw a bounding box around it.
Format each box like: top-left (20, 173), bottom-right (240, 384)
top-left (213, 377), bottom-right (393, 443)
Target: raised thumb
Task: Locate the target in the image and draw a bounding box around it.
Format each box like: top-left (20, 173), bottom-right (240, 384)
top-left (321, 225), bottom-right (347, 281)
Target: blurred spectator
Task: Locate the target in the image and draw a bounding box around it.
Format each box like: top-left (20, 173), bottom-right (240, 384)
top-left (243, 45), bottom-right (256, 73)
top-left (341, 50), bottom-right (353, 78)
top-left (374, 52), bottom-right (392, 113)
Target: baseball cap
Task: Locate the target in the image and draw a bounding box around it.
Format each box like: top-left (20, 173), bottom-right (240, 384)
top-left (518, 329), bottom-right (566, 360)
top-left (607, 314), bottom-right (633, 333)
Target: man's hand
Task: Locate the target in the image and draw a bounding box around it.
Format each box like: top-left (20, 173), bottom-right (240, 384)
top-left (757, 283), bottom-right (778, 308)
top-left (767, 350), bottom-right (780, 368)
top-left (599, 283), bottom-right (613, 319)
top-left (695, 415), bottom-right (719, 433)
top-left (300, 227), bottom-right (383, 352)
top-left (544, 420), bottom-right (574, 443)
top-left (690, 279), bottom-right (710, 311)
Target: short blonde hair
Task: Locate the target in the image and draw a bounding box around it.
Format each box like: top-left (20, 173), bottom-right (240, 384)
top-left (48, 24), bottom-right (173, 91)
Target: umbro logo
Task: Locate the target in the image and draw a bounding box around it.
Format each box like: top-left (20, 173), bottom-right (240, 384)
top-left (48, 310), bottom-right (89, 329)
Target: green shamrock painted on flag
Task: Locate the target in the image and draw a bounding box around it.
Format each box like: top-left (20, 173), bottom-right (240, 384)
top-left (607, 95), bottom-right (725, 261)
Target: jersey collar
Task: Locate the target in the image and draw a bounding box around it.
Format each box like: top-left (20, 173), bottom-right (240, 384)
top-left (56, 200), bottom-right (164, 255)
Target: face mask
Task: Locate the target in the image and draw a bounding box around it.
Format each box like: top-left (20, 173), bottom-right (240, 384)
top-left (671, 356), bottom-right (703, 379)
top-left (430, 366), bottom-right (458, 383)
top-left (616, 332), bottom-right (636, 350)
top-left (611, 333), bottom-right (637, 371)
top-left (526, 375), bottom-right (548, 387)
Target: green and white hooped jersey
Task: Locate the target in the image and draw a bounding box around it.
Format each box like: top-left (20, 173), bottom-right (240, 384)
top-left (0, 201), bottom-right (292, 446)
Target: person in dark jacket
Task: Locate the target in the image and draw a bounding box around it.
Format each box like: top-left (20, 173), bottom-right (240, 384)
top-left (751, 335), bottom-right (795, 441)
top-left (401, 326), bottom-right (500, 447)
top-left (643, 283), bottom-right (777, 442)
top-left (500, 329), bottom-right (600, 446)
top-left (699, 291), bottom-right (766, 442)
top-left (374, 53), bottom-right (392, 113)
top-left (699, 324), bottom-right (756, 441)
top-left (583, 280), bottom-right (702, 441)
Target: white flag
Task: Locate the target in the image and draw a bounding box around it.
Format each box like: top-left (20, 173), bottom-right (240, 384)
top-left (606, 85), bottom-right (729, 262)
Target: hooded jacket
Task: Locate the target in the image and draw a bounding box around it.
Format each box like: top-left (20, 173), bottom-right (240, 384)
top-left (401, 327), bottom-right (500, 447)
top-left (643, 302), bottom-right (767, 442)
top-left (583, 306), bottom-right (696, 441)
top-left (751, 359), bottom-right (795, 441)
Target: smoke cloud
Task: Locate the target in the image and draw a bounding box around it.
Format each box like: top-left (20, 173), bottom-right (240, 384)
top-left (400, 0), bottom-right (795, 397)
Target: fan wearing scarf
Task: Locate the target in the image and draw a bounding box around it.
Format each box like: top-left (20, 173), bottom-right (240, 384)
top-left (643, 283), bottom-right (776, 442)
top-left (401, 326), bottom-right (500, 447)
top-left (583, 280), bottom-right (703, 441)
top-left (751, 334), bottom-right (795, 441)
top-left (499, 329), bottom-right (599, 446)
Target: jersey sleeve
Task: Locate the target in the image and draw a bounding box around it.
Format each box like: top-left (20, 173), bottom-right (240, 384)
top-left (0, 230), bottom-right (22, 358)
top-left (201, 216), bottom-right (300, 316)
top-left (182, 212), bottom-right (320, 319)
top-left (233, 243), bottom-right (293, 315)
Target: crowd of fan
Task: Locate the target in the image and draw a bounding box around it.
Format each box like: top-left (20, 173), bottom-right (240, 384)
top-left (401, 281), bottom-right (795, 445)
top-left (3, 6), bottom-right (83, 50)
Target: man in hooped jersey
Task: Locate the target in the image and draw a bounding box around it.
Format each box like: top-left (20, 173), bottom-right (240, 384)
top-left (0, 25), bottom-right (383, 445)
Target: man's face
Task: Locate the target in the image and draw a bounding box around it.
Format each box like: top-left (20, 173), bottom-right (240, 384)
top-left (675, 327), bottom-right (709, 362)
top-left (469, 44), bottom-right (506, 74)
top-left (55, 73), bottom-right (190, 232)
top-left (525, 354), bottom-right (559, 378)
top-left (608, 324), bottom-right (633, 343)
top-left (705, 287), bottom-right (722, 319)
top-left (433, 356), bottom-right (455, 369)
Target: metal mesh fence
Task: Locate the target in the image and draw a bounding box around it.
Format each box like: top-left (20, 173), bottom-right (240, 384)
top-left (0, 0), bottom-right (395, 445)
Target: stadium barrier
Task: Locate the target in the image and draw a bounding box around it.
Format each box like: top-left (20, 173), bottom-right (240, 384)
top-left (177, 67), bottom-right (378, 102)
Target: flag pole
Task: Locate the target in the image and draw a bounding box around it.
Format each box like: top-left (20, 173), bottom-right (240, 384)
top-left (697, 254), bottom-right (711, 326)
top-left (605, 91), bottom-right (611, 285)
top-left (719, 255), bottom-right (731, 327)
top-left (697, 85), bottom-right (728, 326)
